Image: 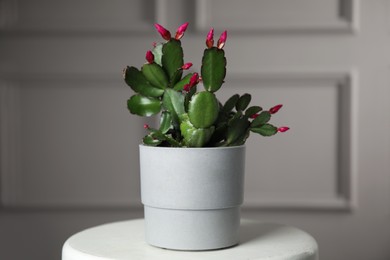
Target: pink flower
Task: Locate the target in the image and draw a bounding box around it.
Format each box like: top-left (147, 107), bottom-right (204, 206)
top-left (183, 84), bottom-right (191, 92)
top-left (181, 62), bottom-right (193, 70)
top-left (269, 104), bottom-right (283, 114)
top-left (206, 28), bottom-right (214, 48)
top-left (145, 50), bottom-right (154, 64)
top-left (189, 73), bottom-right (199, 86)
top-left (154, 23), bottom-right (171, 41)
top-left (183, 73), bottom-right (199, 92)
top-left (175, 22), bottom-right (189, 40)
top-left (143, 124), bottom-right (150, 129)
top-left (217, 30), bottom-right (227, 49)
top-left (277, 126), bottom-right (290, 133)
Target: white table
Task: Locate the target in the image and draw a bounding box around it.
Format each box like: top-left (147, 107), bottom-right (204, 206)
top-left (62, 219), bottom-right (319, 260)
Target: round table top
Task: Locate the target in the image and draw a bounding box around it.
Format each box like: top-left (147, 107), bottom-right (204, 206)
top-left (62, 219), bottom-right (318, 260)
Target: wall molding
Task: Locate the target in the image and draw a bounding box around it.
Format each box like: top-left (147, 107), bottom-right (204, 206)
top-left (0, 71), bottom-right (358, 211)
top-left (0, 80), bottom-right (22, 209)
top-left (0, 0), bottom-right (156, 34)
top-left (228, 70), bottom-right (359, 211)
top-left (0, 0), bottom-right (18, 29)
top-left (195, 0), bottom-right (359, 34)
top-left (0, 78), bottom-right (145, 211)
top-left (155, 0), bottom-right (195, 30)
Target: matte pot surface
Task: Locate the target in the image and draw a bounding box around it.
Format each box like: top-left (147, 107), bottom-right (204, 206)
top-left (139, 145), bottom-right (246, 250)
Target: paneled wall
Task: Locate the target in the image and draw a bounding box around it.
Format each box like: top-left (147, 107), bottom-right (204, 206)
top-left (0, 0), bottom-right (156, 209)
top-left (196, 0), bottom-right (357, 32)
top-left (1, 1), bottom-right (390, 259)
top-left (0, 0), bottom-right (358, 210)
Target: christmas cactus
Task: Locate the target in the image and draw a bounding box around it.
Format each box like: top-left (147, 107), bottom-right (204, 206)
top-left (123, 23), bottom-right (289, 147)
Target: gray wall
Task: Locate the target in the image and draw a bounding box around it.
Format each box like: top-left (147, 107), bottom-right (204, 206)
top-left (1, 0), bottom-right (390, 259)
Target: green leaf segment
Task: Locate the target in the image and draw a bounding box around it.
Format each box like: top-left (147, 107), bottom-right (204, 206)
top-left (201, 47), bottom-right (226, 92)
top-left (162, 40), bottom-right (184, 86)
top-left (124, 23), bottom-right (287, 147)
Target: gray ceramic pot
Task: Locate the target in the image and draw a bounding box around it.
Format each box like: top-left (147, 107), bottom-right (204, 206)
top-left (139, 145), bottom-right (245, 250)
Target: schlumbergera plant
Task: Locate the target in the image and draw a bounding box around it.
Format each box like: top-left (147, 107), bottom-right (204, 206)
top-left (123, 23), bottom-right (289, 147)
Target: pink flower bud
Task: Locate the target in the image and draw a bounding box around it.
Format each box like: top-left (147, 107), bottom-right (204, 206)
top-left (277, 126), bottom-right (290, 133)
top-left (181, 62), bottom-right (193, 70)
top-left (250, 113), bottom-right (259, 119)
top-left (145, 50), bottom-right (154, 64)
top-left (183, 84), bottom-right (191, 92)
top-left (143, 124), bottom-right (150, 129)
top-left (189, 73), bottom-right (199, 86)
top-left (269, 104), bottom-right (283, 114)
top-left (154, 23), bottom-right (171, 41)
top-left (206, 28), bottom-right (214, 48)
top-left (183, 73), bottom-right (199, 92)
top-left (217, 30), bottom-right (227, 49)
top-left (175, 22), bottom-right (189, 40)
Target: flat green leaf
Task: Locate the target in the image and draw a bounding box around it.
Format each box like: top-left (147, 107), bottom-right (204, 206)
top-left (236, 93), bottom-right (251, 111)
top-left (159, 111), bottom-right (172, 134)
top-left (127, 94), bottom-right (161, 117)
top-left (245, 106), bottom-right (263, 117)
top-left (162, 89), bottom-right (185, 127)
top-left (228, 111), bottom-right (243, 126)
top-left (141, 63), bottom-right (169, 89)
top-left (162, 40), bottom-right (184, 85)
top-left (201, 47), bottom-right (226, 92)
top-left (251, 123), bottom-right (277, 136)
top-left (223, 94), bottom-right (239, 113)
top-left (251, 111), bottom-right (271, 127)
top-left (207, 123), bottom-right (228, 146)
top-left (152, 43), bottom-right (163, 66)
top-left (188, 91), bottom-right (219, 128)
top-left (180, 116), bottom-right (215, 147)
top-left (173, 73), bottom-right (193, 91)
top-left (226, 116), bottom-right (250, 145)
top-left (124, 66), bottom-right (164, 98)
top-left (143, 135), bottom-right (162, 146)
top-left (184, 84), bottom-right (197, 112)
top-left (147, 129), bottom-right (182, 147)
top-left (229, 129), bottom-right (251, 146)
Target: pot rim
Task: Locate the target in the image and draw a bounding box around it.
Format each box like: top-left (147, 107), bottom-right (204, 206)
top-left (139, 144), bottom-right (245, 150)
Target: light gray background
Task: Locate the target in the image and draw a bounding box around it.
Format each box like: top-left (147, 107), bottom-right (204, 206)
top-left (0, 0), bottom-right (389, 259)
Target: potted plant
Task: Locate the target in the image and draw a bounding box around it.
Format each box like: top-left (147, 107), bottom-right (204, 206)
top-left (123, 22), bottom-right (289, 250)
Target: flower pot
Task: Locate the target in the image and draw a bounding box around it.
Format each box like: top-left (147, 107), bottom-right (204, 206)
top-left (139, 144), bottom-right (245, 250)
